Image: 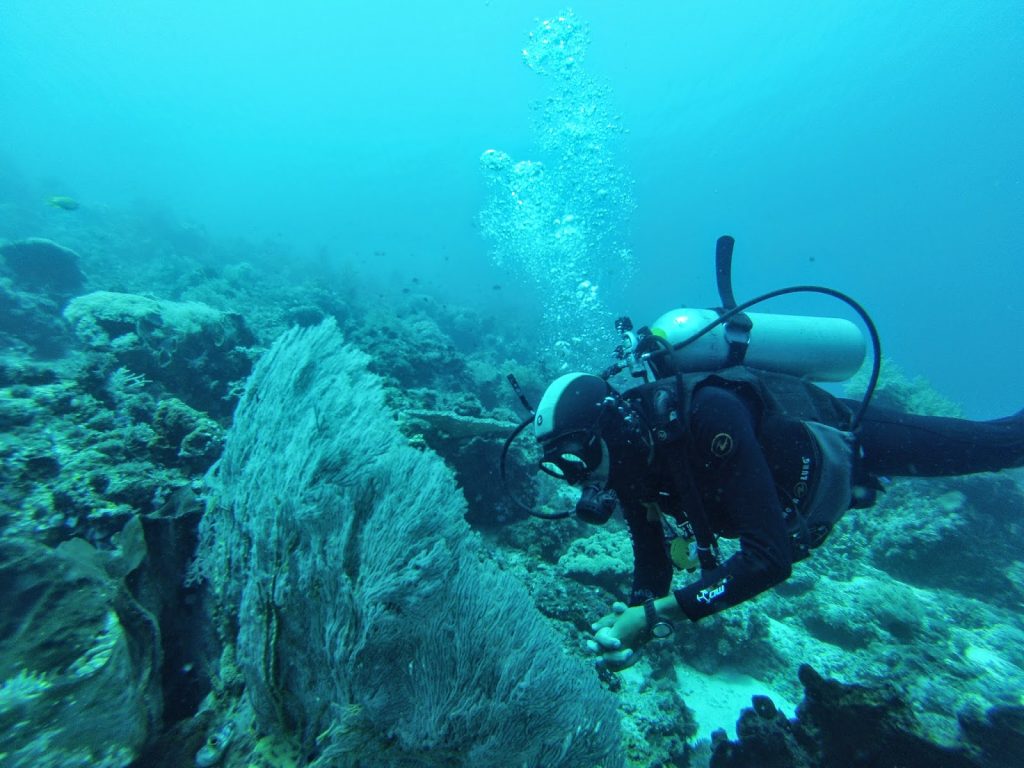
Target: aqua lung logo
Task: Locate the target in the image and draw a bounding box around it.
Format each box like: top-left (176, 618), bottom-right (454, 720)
top-left (710, 432), bottom-right (734, 458)
top-left (794, 455), bottom-right (812, 498)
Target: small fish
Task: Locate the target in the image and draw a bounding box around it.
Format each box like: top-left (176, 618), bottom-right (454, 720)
top-left (492, 284), bottom-right (502, 290)
top-left (47, 196), bottom-right (80, 211)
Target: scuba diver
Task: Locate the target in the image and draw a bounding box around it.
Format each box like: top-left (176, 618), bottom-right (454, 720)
top-left (505, 236), bottom-right (1024, 669)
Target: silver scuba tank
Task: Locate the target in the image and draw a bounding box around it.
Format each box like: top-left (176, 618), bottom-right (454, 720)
top-left (649, 306), bottom-right (866, 382)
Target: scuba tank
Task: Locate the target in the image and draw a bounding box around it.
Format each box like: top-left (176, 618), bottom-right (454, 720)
top-left (646, 306), bottom-right (864, 382)
top-left (611, 236), bottom-right (878, 405)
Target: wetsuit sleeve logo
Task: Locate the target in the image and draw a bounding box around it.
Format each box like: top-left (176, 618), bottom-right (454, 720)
top-left (696, 577), bottom-right (730, 604)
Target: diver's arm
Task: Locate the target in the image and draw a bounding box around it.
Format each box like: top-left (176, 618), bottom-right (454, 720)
top-left (589, 386), bottom-right (793, 665)
top-left (621, 500), bottom-right (673, 605)
top-left (584, 502), bottom-right (673, 669)
top-left (672, 385), bottom-right (793, 621)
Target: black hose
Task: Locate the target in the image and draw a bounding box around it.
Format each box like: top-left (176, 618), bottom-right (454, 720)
top-left (499, 416), bottom-right (571, 520)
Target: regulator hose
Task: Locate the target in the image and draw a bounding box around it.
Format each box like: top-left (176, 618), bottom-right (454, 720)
top-left (499, 416), bottom-right (571, 520)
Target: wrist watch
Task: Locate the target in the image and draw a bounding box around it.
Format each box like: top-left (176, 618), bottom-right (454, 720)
top-left (643, 598), bottom-right (674, 639)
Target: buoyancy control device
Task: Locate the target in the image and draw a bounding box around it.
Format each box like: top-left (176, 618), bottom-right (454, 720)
top-left (500, 235), bottom-right (883, 522)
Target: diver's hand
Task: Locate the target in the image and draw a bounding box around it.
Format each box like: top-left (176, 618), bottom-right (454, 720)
top-left (586, 601), bottom-right (647, 670)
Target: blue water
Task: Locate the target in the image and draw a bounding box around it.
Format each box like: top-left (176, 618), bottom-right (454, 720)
top-left (1, 0), bottom-right (1021, 417)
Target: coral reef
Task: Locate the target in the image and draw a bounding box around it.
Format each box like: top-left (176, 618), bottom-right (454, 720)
top-left (559, 525), bottom-right (634, 589)
top-left (0, 524), bottom-right (160, 767)
top-left (708, 664), bottom-right (1024, 768)
top-left (0, 238), bottom-right (85, 298)
top-left (64, 291), bottom-right (254, 418)
top-left (859, 473), bottom-right (1024, 603)
top-left (0, 238), bottom-right (84, 356)
top-left (0, 197), bottom-right (1021, 768)
top-left (195, 320), bottom-right (624, 766)
top-left (0, 357), bottom-right (215, 545)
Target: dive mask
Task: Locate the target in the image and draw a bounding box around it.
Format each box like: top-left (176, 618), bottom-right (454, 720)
top-left (538, 431), bottom-right (604, 485)
top-left (539, 434), bottom-right (618, 524)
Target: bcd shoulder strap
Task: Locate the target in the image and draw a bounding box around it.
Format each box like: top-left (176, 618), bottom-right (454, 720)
top-left (626, 374), bottom-right (721, 573)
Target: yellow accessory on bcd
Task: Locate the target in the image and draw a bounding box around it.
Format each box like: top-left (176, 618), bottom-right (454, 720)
top-left (670, 537), bottom-right (699, 572)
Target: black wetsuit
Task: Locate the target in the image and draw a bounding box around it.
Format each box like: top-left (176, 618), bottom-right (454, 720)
top-left (622, 383), bottom-right (1024, 621)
